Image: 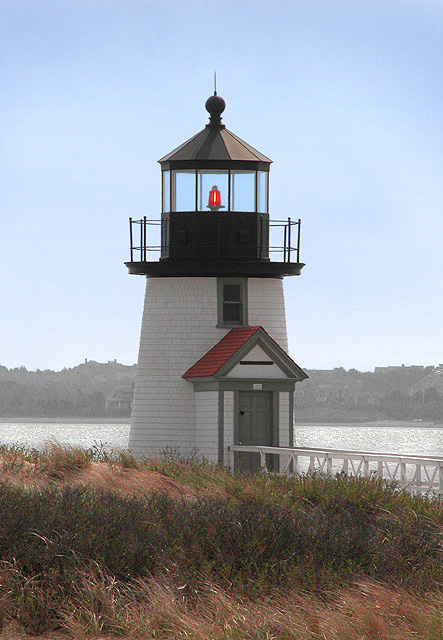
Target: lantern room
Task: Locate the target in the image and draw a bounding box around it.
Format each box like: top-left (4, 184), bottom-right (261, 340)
top-left (126, 93), bottom-right (303, 279)
top-left (160, 93), bottom-right (269, 216)
top-left (157, 92), bottom-right (272, 264)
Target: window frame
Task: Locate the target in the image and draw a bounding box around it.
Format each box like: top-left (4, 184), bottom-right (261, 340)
top-left (217, 277), bottom-right (248, 328)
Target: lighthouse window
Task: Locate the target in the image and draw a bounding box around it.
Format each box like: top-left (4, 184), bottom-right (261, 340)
top-left (162, 171), bottom-right (171, 212)
top-left (172, 170), bottom-right (196, 211)
top-left (198, 170), bottom-right (228, 211)
top-left (257, 171), bottom-right (268, 213)
top-left (217, 278), bottom-right (248, 327)
top-left (230, 171), bottom-right (255, 212)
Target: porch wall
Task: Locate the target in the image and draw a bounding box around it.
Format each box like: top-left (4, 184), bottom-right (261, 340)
top-left (223, 391), bottom-right (234, 466)
top-left (278, 392), bottom-right (290, 447)
top-left (195, 390), bottom-right (219, 462)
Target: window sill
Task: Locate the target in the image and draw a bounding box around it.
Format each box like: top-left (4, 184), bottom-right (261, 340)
top-left (216, 323), bottom-right (247, 329)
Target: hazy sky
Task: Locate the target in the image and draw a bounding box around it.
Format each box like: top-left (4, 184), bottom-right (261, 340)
top-left (1, 0), bottom-right (442, 372)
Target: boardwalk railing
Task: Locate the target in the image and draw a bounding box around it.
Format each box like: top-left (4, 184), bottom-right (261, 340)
top-left (228, 445), bottom-right (443, 494)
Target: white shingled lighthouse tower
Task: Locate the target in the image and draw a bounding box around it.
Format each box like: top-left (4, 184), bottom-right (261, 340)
top-left (126, 92), bottom-right (307, 469)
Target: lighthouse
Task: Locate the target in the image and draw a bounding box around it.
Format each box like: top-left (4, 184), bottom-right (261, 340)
top-left (126, 92), bottom-right (307, 469)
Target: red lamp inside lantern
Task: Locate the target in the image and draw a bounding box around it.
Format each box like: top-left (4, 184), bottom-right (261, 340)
top-left (207, 185), bottom-right (224, 211)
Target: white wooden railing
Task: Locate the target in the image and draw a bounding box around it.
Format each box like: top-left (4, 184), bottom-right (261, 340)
top-left (228, 445), bottom-right (443, 494)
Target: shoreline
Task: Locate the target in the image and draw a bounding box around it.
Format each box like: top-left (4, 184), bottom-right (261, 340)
top-left (0, 417), bottom-right (130, 424)
top-left (297, 420), bottom-right (442, 428)
top-left (0, 418), bottom-right (441, 428)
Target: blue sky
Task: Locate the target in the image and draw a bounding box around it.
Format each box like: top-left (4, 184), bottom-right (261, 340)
top-left (1, 0), bottom-right (442, 372)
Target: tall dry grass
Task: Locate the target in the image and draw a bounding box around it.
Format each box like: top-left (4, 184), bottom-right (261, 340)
top-left (4, 562), bottom-right (443, 639)
top-left (20, 568), bottom-right (443, 639)
top-left (2, 443), bottom-right (443, 637)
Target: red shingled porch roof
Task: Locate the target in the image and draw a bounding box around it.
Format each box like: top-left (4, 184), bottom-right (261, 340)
top-left (183, 326), bottom-right (262, 379)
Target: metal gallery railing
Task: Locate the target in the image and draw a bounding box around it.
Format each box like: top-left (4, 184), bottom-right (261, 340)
top-left (228, 445), bottom-right (443, 495)
top-left (128, 216), bottom-right (301, 263)
top-left (129, 218), bottom-right (160, 263)
top-left (270, 218), bottom-right (301, 263)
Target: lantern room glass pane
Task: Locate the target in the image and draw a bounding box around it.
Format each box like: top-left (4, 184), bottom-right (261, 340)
top-left (198, 170), bottom-right (228, 211)
top-left (162, 170), bottom-right (171, 212)
top-left (230, 171), bottom-right (255, 212)
top-left (258, 171), bottom-right (268, 213)
top-left (173, 170), bottom-right (196, 211)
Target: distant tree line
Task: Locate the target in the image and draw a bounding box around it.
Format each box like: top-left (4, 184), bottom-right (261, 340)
top-left (0, 362), bottom-right (136, 418)
top-left (297, 366), bottom-right (443, 423)
top-left (1, 361), bottom-right (442, 422)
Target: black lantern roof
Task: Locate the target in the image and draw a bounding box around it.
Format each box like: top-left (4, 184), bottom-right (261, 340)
top-left (158, 93), bottom-right (272, 171)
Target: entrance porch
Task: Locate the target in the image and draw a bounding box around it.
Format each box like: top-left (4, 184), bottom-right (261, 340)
top-left (183, 325), bottom-right (307, 469)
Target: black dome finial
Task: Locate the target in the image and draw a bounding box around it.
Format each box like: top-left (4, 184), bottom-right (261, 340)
top-left (205, 83), bottom-right (225, 126)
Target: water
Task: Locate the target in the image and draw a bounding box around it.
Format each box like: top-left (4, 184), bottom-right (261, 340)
top-left (0, 422), bottom-right (130, 451)
top-left (296, 422), bottom-right (443, 457)
top-left (0, 421), bottom-right (442, 457)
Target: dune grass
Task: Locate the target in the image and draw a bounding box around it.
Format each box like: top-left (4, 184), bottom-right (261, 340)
top-left (4, 567), bottom-right (443, 640)
top-left (0, 440), bottom-right (138, 476)
top-left (1, 443), bottom-right (443, 637)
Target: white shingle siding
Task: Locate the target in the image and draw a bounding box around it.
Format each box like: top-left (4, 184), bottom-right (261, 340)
top-left (248, 279), bottom-right (288, 351)
top-left (129, 276), bottom-right (288, 458)
top-left (129, 277), bottom-right (225, 457)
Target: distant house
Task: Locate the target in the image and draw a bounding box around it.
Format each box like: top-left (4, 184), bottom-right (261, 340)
top-left (311, 379), bottom-right (363, 404)
top-left (375, 365), bottom-right (425, 374)
top-left (106, 387), bottom-right (134, 415)
top-left (409, 366), bottom-right (443, 397)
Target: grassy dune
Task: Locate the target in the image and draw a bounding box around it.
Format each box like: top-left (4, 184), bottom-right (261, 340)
top-left (1, 443), bottom-right (443, 638)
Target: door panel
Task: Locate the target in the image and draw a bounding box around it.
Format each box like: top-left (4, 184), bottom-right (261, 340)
top-left (236, 391), bottom-right (273, 472)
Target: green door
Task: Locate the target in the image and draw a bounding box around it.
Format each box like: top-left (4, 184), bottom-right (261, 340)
top-left (236, 391), bottom-right (273, 472)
